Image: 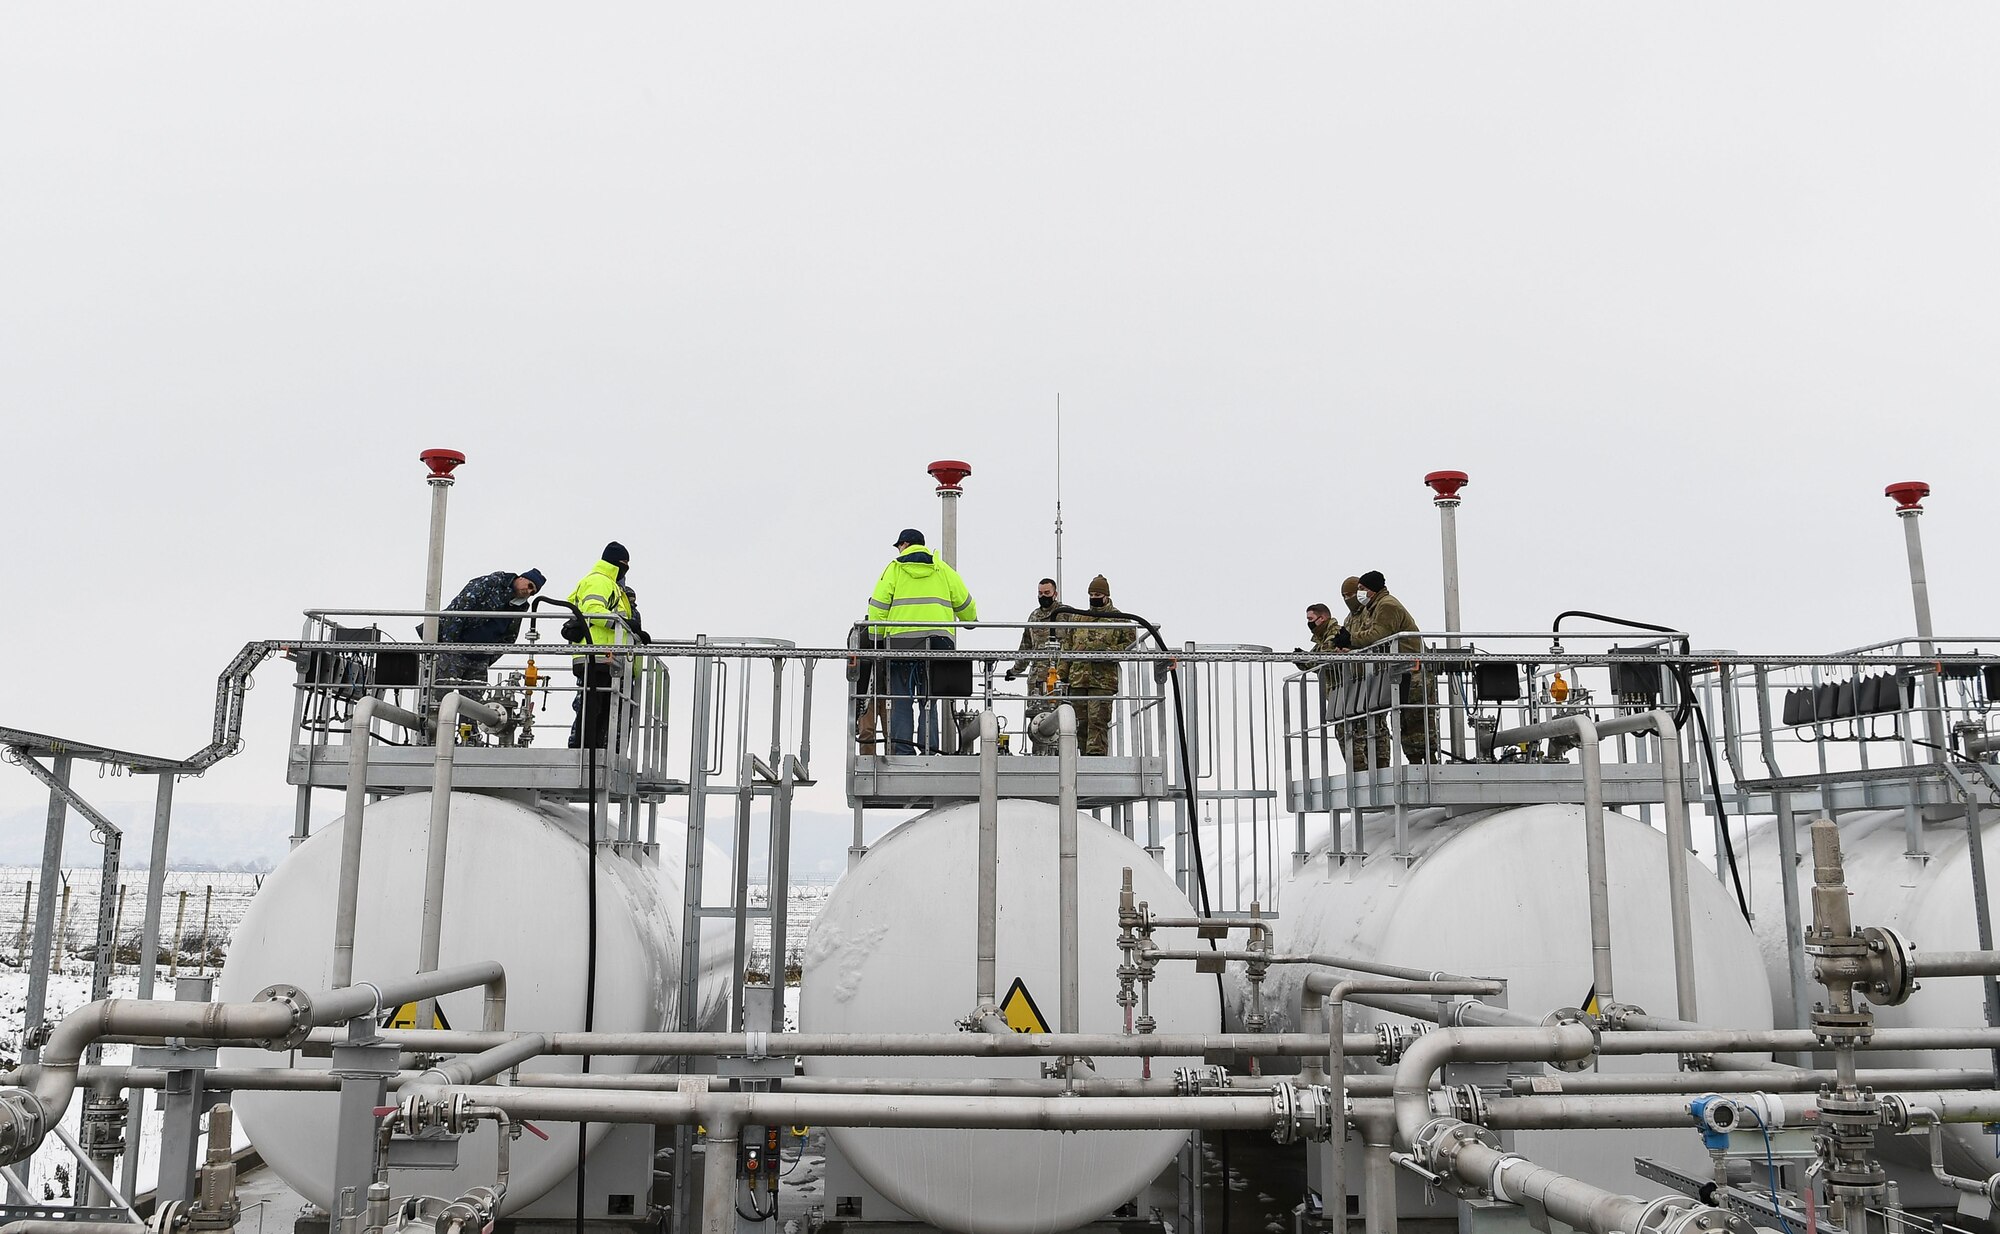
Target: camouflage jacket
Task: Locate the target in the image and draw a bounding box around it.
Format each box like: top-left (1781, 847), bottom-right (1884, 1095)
top-left (439, 572), bottom-right (526, 646)
top-left (1011, 601), bottom-right (1065, 679)
top-left (1058, 606), bottom-right (1136, 691)
top-left (1292, 618), bottom-right (1345, 676)
top-left (1350, 589), bottom-right (1422, 657)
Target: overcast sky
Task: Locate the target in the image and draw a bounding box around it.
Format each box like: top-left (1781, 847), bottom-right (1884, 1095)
top-left (2, 5), bottom-right (1995, 844)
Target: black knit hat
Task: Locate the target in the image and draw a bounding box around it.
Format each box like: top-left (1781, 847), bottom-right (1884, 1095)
top-left (603, 541), bottom-right (630, 566)
top-left (1359, 570), bottom-right (1386, 592)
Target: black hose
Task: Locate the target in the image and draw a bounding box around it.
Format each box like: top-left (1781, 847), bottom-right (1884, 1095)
top-left (1551, 609), bottom-right (1694, 729)
top-left (577, 653), bottom-right (601, 1234)
top-left (1551, 609), bottom-right (1751, 918)
top-left (1044, 604), bottom-right (1212, 917)
top-left (1691, 704), bottom-right (1752, 921)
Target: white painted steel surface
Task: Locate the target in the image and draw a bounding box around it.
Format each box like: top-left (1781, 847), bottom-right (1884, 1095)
top-left (1746, 806), bottom-right (2000, 1180)
top-left (216, 791), bottom-right (726, 1213)
top-left (1270, 803), bottom-right (1775, 1197)
top-left (800, 800), bottom-right (1216, 1234)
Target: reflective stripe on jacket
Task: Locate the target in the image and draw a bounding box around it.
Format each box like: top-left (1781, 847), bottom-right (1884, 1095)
top-left (568, 559), bottom-right (634, 653)
top-left (863, 548), bottom-right (978, 640)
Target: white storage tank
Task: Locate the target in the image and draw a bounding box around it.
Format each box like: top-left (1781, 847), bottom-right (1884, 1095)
top-left (216, 791), bottom-right (727, 1213)
top-left (1744, 807), bottom-right (2000, 1182)
top-left (800, 800), bottom-right (1218, 1234)
top-left (1267, 803), bottom-right (1776, 1197)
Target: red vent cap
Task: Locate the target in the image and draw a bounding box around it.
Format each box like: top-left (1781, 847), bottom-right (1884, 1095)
top-left (421, 449), bottom-right (466, 479)
top-left (928, 459), bottom-right (972, 491)
top-left (1424, 470), bottom-right (1469, 501)
top-left (1884, 481), bottom-right (1929, 512)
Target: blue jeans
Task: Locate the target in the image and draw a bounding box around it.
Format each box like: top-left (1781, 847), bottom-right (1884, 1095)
top-left (887, 636), bottom-right (953, 755)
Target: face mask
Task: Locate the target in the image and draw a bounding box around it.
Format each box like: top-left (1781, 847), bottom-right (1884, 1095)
top-left (1090, 596), bottom-right (1109, 608)
top-left (1038, 594), bottom-right (1054, 607)
top-left (1356, 590), bottom-right (1372, 605)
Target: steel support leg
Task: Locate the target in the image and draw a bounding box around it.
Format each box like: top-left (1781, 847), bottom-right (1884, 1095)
top-left (22, 753), bottom-right (72, 1066)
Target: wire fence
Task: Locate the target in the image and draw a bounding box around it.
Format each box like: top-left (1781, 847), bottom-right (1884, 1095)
top-left (0, 867), bottom-right (262, 976)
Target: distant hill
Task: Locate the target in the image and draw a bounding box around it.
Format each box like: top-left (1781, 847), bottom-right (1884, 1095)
top-left (0, 801), bottom-right (290, 871)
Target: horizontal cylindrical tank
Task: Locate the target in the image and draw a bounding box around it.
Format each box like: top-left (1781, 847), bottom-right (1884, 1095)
top-left (1744, 806), bottom-right (2000, 1181)
top-left (1268, 803), bottom-right (1774, 1198)
top-left (216, 791), bottom-right (726, 1213)
top-left (800, 800), bottom-right (1217, 1234)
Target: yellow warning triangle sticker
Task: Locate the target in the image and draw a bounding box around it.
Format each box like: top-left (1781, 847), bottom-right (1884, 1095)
top-left (999, 977), bottom-right (1051, 1034)
top-left (1581, 985), bottom-right (1600, 1019)
top-left (381, 1001), bottom-right (453, 1031)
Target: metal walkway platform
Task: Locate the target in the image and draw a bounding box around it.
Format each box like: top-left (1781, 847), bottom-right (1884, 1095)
top-left (288, 743), bottom-right (685, 803)
top-left (1289, 760), bottom-right (1703, 814)
top-left (846, 753), bottom-right (1169, 810)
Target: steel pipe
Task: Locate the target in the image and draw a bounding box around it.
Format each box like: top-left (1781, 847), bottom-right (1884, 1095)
top-left (0, 962), bottom-right (506, 1165)
top-left (1304, 974), bottom-right (1501, 1226)
top-left (402, 1084), bottom-right (1283, 1134)
top-left (418, 692), bottom-right (505, 1028)
top-left (412, 1034), bottom-right (548, 1090)
top-left (701, 1114), bottom-right (739, 1234)
top-left (310, 1028), bottom-right (1378, 1058)
top-left (332, 697), bottom-right (426, 988)
top-left (975, 710), bottom-right (1000, 1018)
top-left (1914, 951), bottom-right (2000, 978)
top-left (1493, 713), bottom-right (1615, 1005)
top-left (1147, 950), bottom-right (1487, 985)
top-left (1058, 703), bottom-right (1080, 1036)
top-left (1393, 1024), bottom-right (1596, 1148)
top-left (1505, 1068), bottom-right (1992, 1095)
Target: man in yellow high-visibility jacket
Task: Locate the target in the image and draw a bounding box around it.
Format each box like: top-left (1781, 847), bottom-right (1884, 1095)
top-left (863, 529), bottom-right (977, 755)
top-left (567, 541), bottom-right (636, 750)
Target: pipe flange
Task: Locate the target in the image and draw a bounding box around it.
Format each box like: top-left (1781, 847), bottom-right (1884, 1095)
top-left (255, 983), bottom-right (316, 1049)
top-left (399, 1092), bottom-right (439, 1134)
top-left (1809, 1010), bottom-right (1874, 1047)
top-left (1859, 926), bottom-right (1917, 1006)
top-left (1270, 1083), bottom-right (1336, 1144)
top-left (1412, 1117), bottom-right (1497, 1176)
top-left (1175, 1065), bottom-right (1229, 1097)
top-left (1444, 1084), bottom-right (1487, 1126)
top-left (1539, 1008), bottom-right (1597, 1072)
top-left (1653, 1204), bottom-right (1755, 1234)
top-left (151, 1200), bottom-right (185, 1234)
top-left (1376, 1021), bottom-right (1426, 1065)
top-left (0, 1091), bottom-right (49, 1166)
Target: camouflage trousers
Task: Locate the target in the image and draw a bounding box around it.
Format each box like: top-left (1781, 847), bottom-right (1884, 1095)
top-left (1071, 684), bottom-right (1117, 756)
top-left (1344, 672), bottom-right (1435, 768)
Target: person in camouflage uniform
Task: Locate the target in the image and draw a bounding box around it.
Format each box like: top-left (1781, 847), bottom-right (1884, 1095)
top-left (1057, 575), bottom-right (1135, 756)
top-left (1334, 576), bottom-right (1388, 770)
top-left (1347, 570), bottom-right (1434, 764)
top-left (435, 568), bottom-right (546, 699)
top-left (1006, 578), bottom-right (1063, 754)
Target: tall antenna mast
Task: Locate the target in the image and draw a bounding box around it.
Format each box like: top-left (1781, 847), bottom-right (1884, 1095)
top-left (1054, 393), bottom-right (1064, 597)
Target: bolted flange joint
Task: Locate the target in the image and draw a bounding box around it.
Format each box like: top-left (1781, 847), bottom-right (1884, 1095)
top-left (1270, 1083), bottom-right (1337, 1144)
top-left (0, 1091), bottom-right (49, 1166)
top-left (1174, 1065), bottom-right (1230, 1097)
top-left (255, 983), bottom-right (317, 1049)
top-left (1411, 1117), bottom-right (1497, 1182)
top-left (1539, 1008), bottom-right (1599, 1073)
top-left (1648, 1205), bottom-right (1756, 1234)
top-left (1376, 1021), bottom-right (1427, 1065)
top-left (1857, 926), bottom-right (1917, 1006)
